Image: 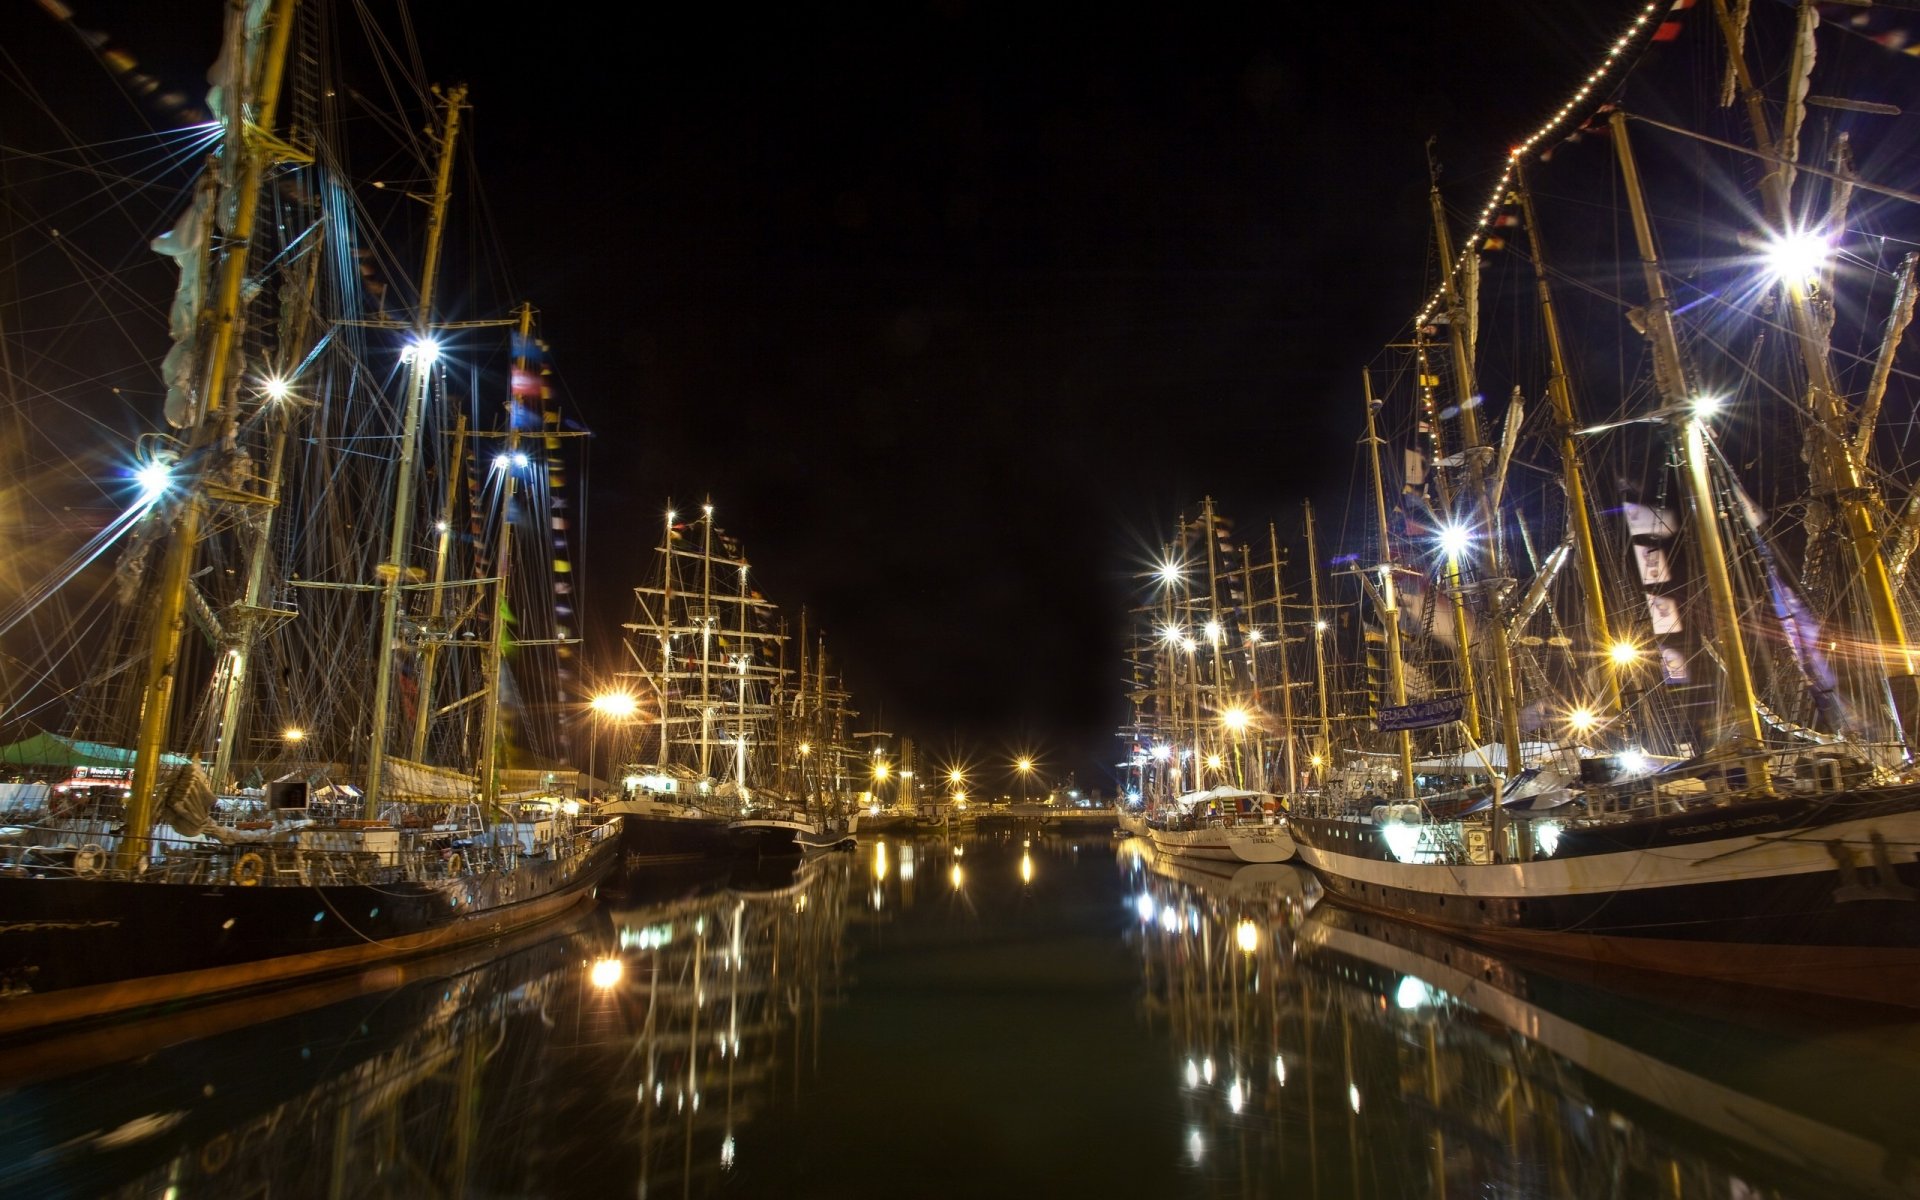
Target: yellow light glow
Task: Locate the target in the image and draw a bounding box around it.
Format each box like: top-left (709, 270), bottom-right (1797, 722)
top-left (1608, 641), bottom-right (1640, 667)
top-left (282, 727), bottom-right (306, 742)
top-left (589, 957), bottom-right (623, 990)
top-left (1016, 758), bottom-right (1033, 774)
top-left (874, 841), bottom-right (889, 881)
top-left (1206, 754), bottom-right (1223, 770)
top-left (873, 761), bottom-right (891, 781)
top-left (263, 376), bottom-right (291, 401)
top-left (798, 742), bottom-right (811, 756)
top-left (591, 691), bottom-right (639, 718)
top-left (1568, 707), bottom-right (1597, 734)
top-left (1309, 753), bottom-right (1325, 768)
top-left (1221, 707), bottom-right (1249, 732)
top-left (1020, 853), bottom-right (1034, 884)
top-left (1236, 919), bottom-right (1259, 953)
top-left (950, 864), bottom-right (964, 888)
top-left (948, 769), bottom-right (964, 785)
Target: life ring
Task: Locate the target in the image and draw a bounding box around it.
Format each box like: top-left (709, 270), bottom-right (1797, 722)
top-left (198, 1132), bottom-right (233, 1174)
top-left (232, 852), bottom-right (265, 887)
top-left (71, 844), bottom-right (105, 877)
top-left (445, 852), bottom-right (464, 876)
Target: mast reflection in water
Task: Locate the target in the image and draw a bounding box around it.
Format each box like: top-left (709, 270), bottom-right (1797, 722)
top-left (0, 854), bottom-right (856, 1198)
top-left (1120, 837), bottom-right (1920, 1198)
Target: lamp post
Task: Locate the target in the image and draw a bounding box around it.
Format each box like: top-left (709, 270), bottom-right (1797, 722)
top-left (872, 758), bottom-right (891, 808)
top-left (1015, 757), bottom-right (1033, 805)
top-left (589, 691), bottom-right (639, 802)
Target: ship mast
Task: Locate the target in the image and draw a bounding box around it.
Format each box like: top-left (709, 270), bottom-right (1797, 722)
top-left (1707, 4), bottom-right (1920, 756)
top-left (122, 0), bottom-right (301, 868)
top-left (363, 83), bottom-right (466, 816)
top-left (1430, 182), bottom-right (1526, 838)
top-left (699, 502), bottom-right (715, 781)
top-left (1361, 371), bottom-right (1417, 801)
top-left (1513, 161), bottom-right (1621, 725)
top-left (1304, 500), bottom-right (1332, 786)
top-left (1610, 110), bottom-right (1768, 770)
top-left (476, 303), bottom-right (535, 812)
top-left (1267, 525), bottom-right (1296, 794)
top-left (409, 412), bottom-right (468, 762)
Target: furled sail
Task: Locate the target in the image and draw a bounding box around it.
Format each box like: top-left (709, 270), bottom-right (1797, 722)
top-left (382, 757), bottom-right (476, 801)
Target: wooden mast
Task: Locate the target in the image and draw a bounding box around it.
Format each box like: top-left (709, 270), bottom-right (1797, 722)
top-left (1610, 110), bottom-right (1768, 770)
top-left (1430, 182), bottom-right (1525, 848)
top-left (1304, 500), bottom-right (1332, 786)
top-left (1267, 524), bottom-right (1297, 795)
top-left (1362, 371), bottom-right (1418, 802)
top-left (123, 0), bottom-right (302, 868)
top-left (363, 83), bottom-right (466, 816)
top-left (1513, 160), bottom-right (1621, 725)
top-left (477, 303), bottom-right (534, 813)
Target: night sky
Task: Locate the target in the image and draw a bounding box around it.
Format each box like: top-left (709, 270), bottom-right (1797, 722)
top-left (6, 0), bottom-right (1647, 788)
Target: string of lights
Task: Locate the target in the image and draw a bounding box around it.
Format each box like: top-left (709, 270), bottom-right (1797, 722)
top-left (1411, 0), bottom-right (1669, 332)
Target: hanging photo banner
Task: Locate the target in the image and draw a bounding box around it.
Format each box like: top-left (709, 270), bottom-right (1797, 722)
top-left (1378, 694), bottom-right (1468, 732)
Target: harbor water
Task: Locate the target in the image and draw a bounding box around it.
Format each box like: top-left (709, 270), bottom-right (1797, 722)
top-left (5, 829), bottom-right (1916, 1198)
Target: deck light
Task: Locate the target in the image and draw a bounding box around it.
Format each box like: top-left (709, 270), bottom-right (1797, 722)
top-left (589, 957), bottom-right (623, 989)
top-left (263, 376), bottom-right (291, 401)
top-left (1608, 640), bottom-right (1640, 666)
top-left (1764, 230), bottom-right (1830, 284)
top-left (1221, 707), bottom-right (1250, 732)
top-left (1438, 524), bottom-right (1470, 557)
top-left (136, 459), bottom-right (172, 499)
top-left (402, 337), bottom-right (440, 366)
top-left (1692, 395), bottom-right (1724, 418)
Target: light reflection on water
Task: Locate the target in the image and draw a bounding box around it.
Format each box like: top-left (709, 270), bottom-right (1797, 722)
top-left (1, 831), bottom-right (1915, 1197)
top-left (1118, 835), bottom-right (1920, 1199)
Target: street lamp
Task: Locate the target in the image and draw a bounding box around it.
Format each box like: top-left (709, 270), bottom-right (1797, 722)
top-left (1015, 757), bottom-right (1034, 804)
top-left (588, 691), bottom-right (640, 802)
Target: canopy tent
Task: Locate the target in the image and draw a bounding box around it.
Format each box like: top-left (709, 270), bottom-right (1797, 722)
top-left (0, 730), bottom-right (189, 771)
top-left (1410, 741), bottom-right (1566, 777)
top-left (1173, 787), bottom-right (1281, 814)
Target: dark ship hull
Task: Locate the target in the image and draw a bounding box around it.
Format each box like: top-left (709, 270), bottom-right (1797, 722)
top-left (0, 828), bottom-right (619, 1036)
top-left (1290, 788), bottom-right (1920, 1007)
top-left (615, 809), bottom-right (731, 866)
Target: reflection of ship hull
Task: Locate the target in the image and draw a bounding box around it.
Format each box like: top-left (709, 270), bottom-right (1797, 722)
top-left (1299, 906), bottom-right (1920, 1200)
top-left (0, 911), bottom-right (588, 1197)
top-left (1147, 821), bottom-right (1295, 863)
top-left (1147, 853), bottom-right (1322, 909)
top-left (1291, 794), bottom-right (1920, 1007)
top-left (0, 829), bottom-right (618, 1036)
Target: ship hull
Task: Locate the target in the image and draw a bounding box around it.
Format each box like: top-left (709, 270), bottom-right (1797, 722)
top-left (0, 829), bottom-right (619, 1036)
top-left (1147, 821), bottom-right (1295, 864)
top-left (728, 819), bottom-right (806, 858)
top-left (614, 810), bottom-right (730, 866)
top-left (1290, 789), bottom-right (1920, 1006)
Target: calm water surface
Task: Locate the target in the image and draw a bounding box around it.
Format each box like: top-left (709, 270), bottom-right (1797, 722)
top-left (4, 828), bottom-right (1917, 1197)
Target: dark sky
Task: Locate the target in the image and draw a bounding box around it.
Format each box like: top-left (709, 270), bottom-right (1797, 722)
top-left (7, 0), bottom-right (1647, 787)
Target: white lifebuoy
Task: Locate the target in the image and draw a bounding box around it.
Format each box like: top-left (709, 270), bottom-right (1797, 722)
top-left (72, 844), bottom-right (105, 877)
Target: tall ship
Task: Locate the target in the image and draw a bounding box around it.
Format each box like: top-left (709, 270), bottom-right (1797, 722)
top-left (610, 505), bottom-right (864, 860)
top-left (0, 0), bottom-right (616, 1034)
top-left (1121, 499), bottom-right (1298, 864)
top-left (1261, 3), bottom-right (1920, 1006)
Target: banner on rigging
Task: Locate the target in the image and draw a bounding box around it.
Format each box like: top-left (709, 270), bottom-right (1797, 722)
top-left (1377, 694), bottom-right (1468, 732)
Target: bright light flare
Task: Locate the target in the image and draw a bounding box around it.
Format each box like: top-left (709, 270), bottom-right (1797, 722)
top-left (591, 691), bottom-right (640, 718)
top-left (1156, 559), bottom-right (1183, 584)
top-left (1203, 620), bottom-right (1222, 643)
top-left (1149, 744), bottom-right (1172, 762)
top-left (402, 337), bottom-right (440, 366)
top-left (1015, 757), bottom-right (1033, 774)
top-left (135, 459), bottom-right (172, 500)
top-left (873, 761), bottom-right (891, 781)
top-left (1235, 918), bottom-right (1258, 953)
top-left (1206, 754), bottom-right (1223, 770)
top-left (1608, 640), bottom-right (1640, 667)
top-left (281, 727), bottom-right (306, 742)
top-left (1437, 524), bottom-right (1470, 557)
top-left (1567, 706), bottom-right (1597, 734)
top-left (1764, 229), bottom-right (1831, 284)
top-left (262, 376), bottom-right (291, 401)
top-left (589, 957), bottom-right (623, 990)
top-left (1221, 707), bottom-right (1249, 733)
top-left (1692, 395), bottom-right (1724, 418)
